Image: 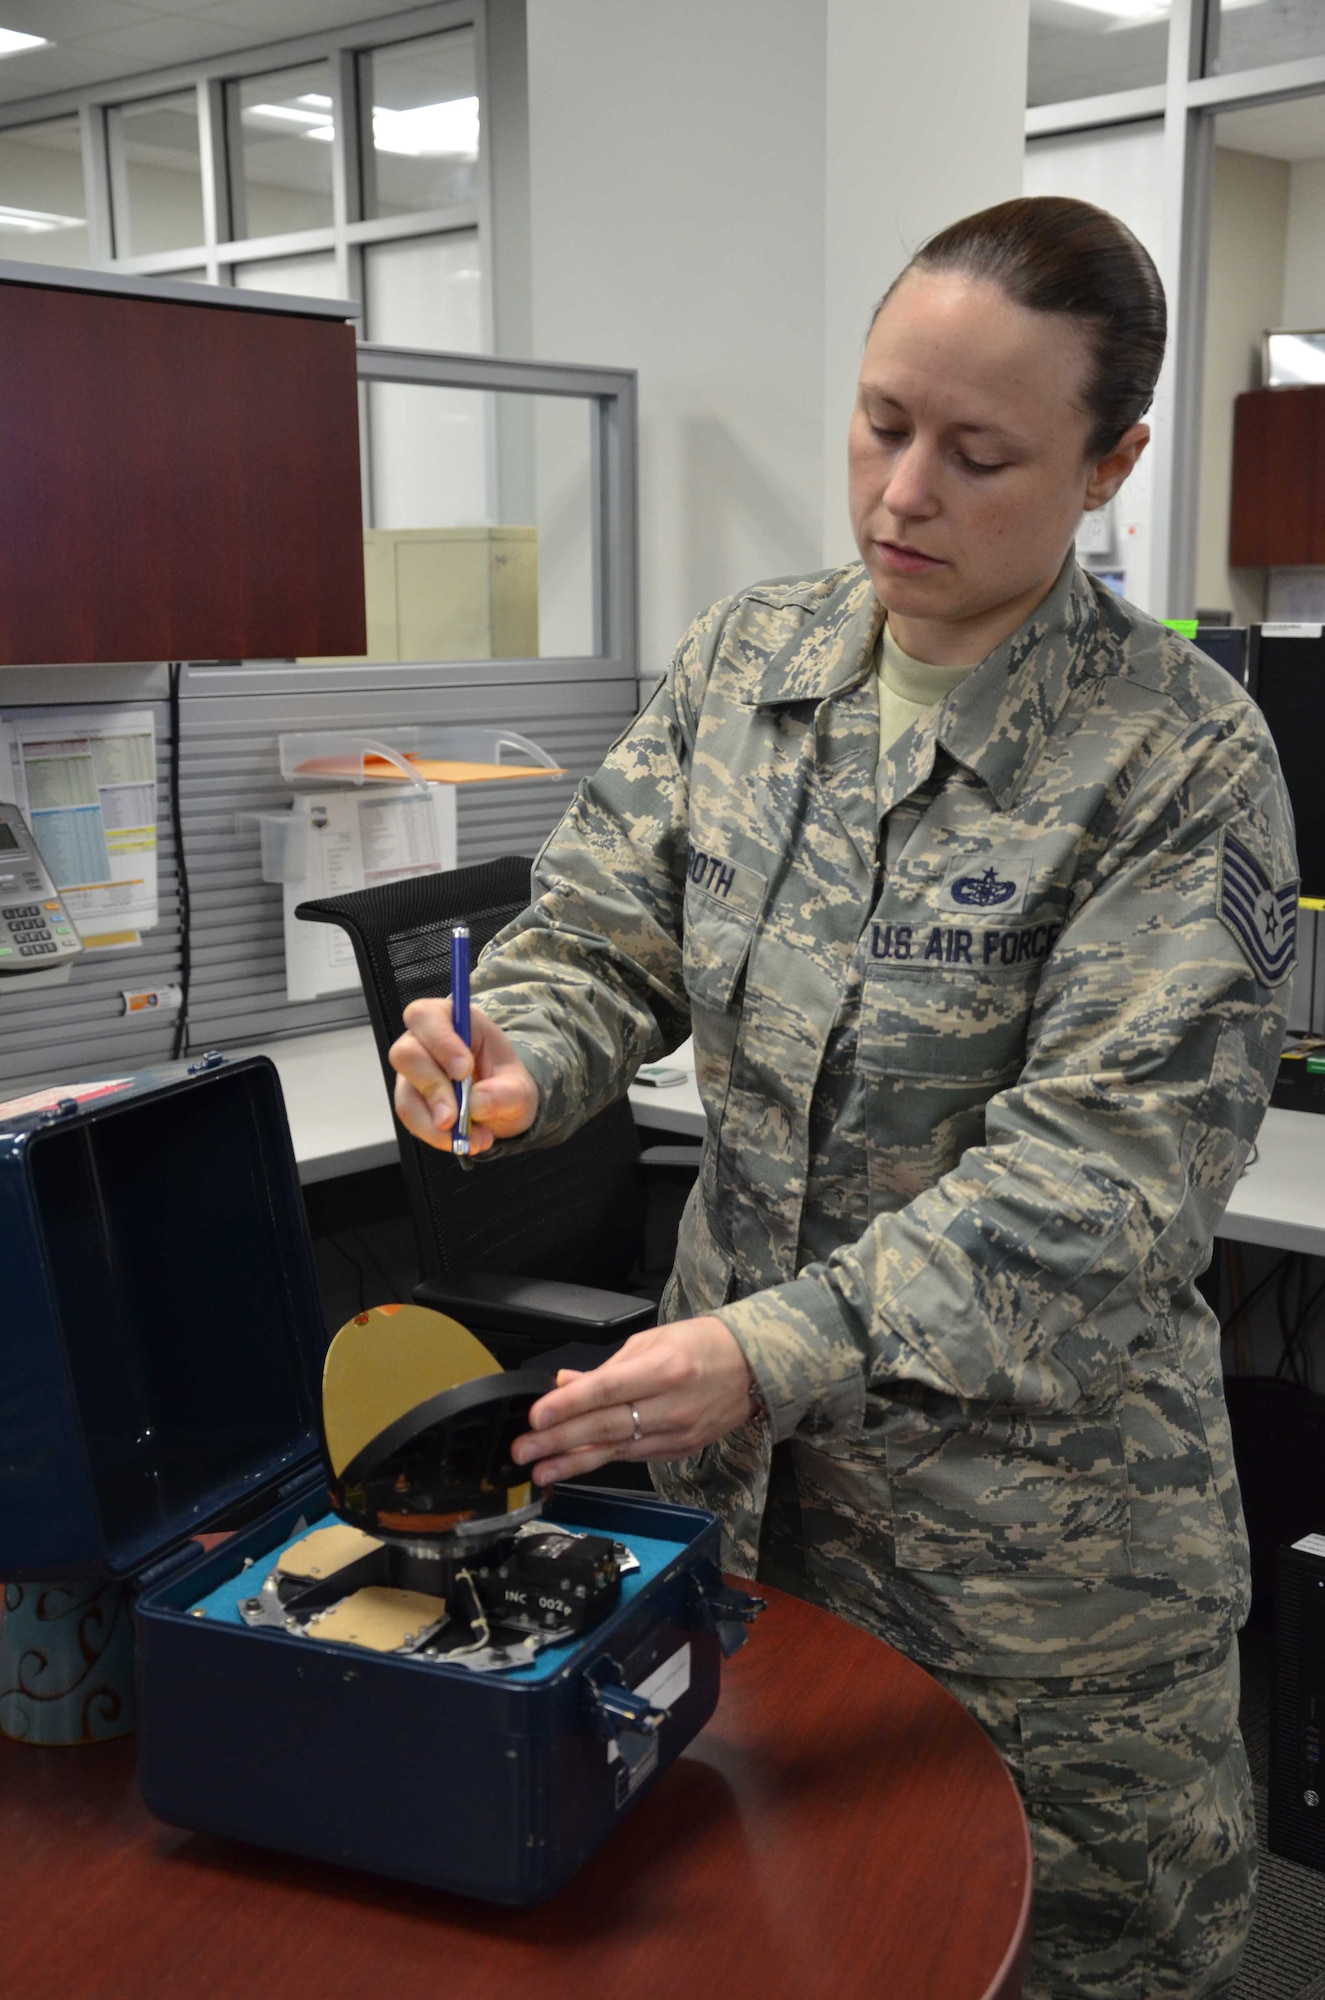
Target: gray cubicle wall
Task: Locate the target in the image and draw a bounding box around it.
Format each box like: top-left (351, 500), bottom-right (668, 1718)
top-left (0, 676), bottom-right (179, 1092)
top-left (0, 654), bottom-right (635, 1096)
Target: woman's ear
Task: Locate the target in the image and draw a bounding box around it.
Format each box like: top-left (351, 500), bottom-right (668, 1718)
top-left (1083, 423), bottom-right (1150, 512)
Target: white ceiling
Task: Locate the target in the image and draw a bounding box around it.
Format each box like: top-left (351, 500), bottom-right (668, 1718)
top-left (0, 0), bottom-right (433, 107)
top-left (1217, 94), bottom-right (1325, 162)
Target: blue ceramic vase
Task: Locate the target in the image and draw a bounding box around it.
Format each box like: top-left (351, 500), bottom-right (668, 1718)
top-left (0, 1579), bottom-right (136, 1744)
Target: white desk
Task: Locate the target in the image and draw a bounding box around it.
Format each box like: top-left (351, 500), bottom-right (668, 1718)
top-left (233, 1025), bottom-right (396, 1185)
top-left (1220, 1107), bottom-right (1325, 1254)
top-left (231, 1025), bottom-right (706, 1185)
top-left (235, 1025), bottom-right (1325, 1258)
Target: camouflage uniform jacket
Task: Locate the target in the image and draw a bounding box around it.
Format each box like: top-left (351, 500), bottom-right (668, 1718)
top-left (472, 555), bottom-right (1297, 1680)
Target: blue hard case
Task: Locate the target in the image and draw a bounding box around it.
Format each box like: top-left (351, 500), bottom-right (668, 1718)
top-left (0, 1056), bottom-right (735, 1904)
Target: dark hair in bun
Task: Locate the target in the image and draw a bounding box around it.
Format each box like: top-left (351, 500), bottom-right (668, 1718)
top-left (880, 195), bottom-right (1167, 459)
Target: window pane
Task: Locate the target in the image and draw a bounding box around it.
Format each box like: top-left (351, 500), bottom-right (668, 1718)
top-left (0, 117), bottom-right (88, 267)
top-left (363, 27), bottom-right (479, 218)
top-left (350, 239), bottom-right (594, 661)
top-left (108, 91), bottom-right (204, 257)
top-left (1028, 0), bottom-right (1170, 107)
top-left (232, 61), bottom-right (334, 238)
top-left (365, 229), bottom-right (481, 346)
top-left (1209, 0), bottom-right (1325, 75)
top-left (234, 250), bottom-right (340, 298)
top-left (349, 386), bottom-right (595, 662)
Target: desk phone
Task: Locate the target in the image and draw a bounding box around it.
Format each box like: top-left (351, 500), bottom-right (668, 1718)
top-left (0, 802), bottom-right (82, 975)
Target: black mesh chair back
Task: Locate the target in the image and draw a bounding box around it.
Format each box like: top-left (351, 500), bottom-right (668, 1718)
top-left (297, 857), bottom-right (646, 1290)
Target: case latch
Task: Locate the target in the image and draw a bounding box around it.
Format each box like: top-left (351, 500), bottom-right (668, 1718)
top-left (37, 1098), bottom-right (82, 1125)
top-left (687, 1559), bottom-right (765, 1657)
top-left (187, 1051), bottom-right (226, 1074)
top-left (583, 1653), bottom-right (666, 1774)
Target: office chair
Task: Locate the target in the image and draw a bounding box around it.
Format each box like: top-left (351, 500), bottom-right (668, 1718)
top-left (297, 856), bottom-right (700, 1370)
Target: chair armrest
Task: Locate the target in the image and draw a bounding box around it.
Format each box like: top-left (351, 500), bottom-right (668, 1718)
top-left (415, 1270), bottom-right (656, 1340)
top-left (639, 1144), bottom-right (703, 1171)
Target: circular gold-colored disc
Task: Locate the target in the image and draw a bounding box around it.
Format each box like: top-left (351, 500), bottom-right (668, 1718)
top-left (321, 1303), bottom-right (501, 1476)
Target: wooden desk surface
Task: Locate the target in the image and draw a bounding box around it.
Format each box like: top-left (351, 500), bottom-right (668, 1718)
top-left (0, 1586), bottom-right (1031, 2000)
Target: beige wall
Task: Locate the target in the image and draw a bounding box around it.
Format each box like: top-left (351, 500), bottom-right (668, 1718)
top-left (526, 0), bottom-right (1031, 678)
top-left (820, 0), bottom-right (1029, 565)
top-left (1282, 154), bottom-right (1325, 327)
top-left (1196, 148), bottom-right (1290, 625)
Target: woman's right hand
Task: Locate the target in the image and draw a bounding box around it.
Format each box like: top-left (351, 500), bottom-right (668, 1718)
top-left (389, 998), bottom-right (539, 1157)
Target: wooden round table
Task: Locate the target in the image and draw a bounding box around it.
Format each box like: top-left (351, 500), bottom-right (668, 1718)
top-left (0, 1584), bottom-right (1032, 2000)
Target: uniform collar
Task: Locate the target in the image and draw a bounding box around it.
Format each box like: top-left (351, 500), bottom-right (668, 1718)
top-left (745, 569), bottom-right (882, 708)
top-left (744, 554), bottom-right (1117, 811)
top-left (936, 556), bottom-right (1116, 810)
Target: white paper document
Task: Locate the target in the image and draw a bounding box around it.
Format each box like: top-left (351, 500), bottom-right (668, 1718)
top-left (3, 708), bottom-right (158, 948)
top-left (284, 788), bottom-right (457, 1002)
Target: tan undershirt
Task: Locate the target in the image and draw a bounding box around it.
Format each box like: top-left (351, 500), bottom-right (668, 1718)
top-left (876, 622), bottom-right (978, 758)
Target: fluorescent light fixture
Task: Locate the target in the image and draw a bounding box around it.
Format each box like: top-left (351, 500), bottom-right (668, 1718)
top-left (1048, 0), bottom-right (1166, 16)
top-left (372, 95), bottom-right (479, 159)
top-left (0, 27), bottom-right (47, 58)
top-left (297, 93), bottom-right (333, 108)
top-left (0, 201), bottom-right (81, 232)
top-left (245, 101), bottom-right (334, 128)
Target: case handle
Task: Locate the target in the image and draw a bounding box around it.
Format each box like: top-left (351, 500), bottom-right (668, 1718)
top-left (583, 1654), bottom-right (667, 1773)
top-left (687, 1559), bottom-right (766, 1658)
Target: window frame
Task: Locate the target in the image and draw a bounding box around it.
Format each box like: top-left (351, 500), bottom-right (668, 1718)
top-left (0, 1), bottom-right (490, 339)
top-left (1028, 0), bottom-right (1325, 614)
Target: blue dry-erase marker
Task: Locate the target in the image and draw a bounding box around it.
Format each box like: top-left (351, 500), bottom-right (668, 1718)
top-left (450, 923), bottom-right (472, 1159)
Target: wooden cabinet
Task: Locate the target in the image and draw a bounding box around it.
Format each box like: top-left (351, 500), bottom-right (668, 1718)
top-left (0, 275), bottom-right (366, 666)
top-left (1230, 383), bottom-right (1325, 569)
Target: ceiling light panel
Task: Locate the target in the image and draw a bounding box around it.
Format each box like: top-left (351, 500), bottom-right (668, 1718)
top-left (0, 28), bottom-right (48, 59)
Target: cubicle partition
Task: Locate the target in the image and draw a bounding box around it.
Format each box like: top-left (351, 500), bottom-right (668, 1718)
top-left (0, 654), bottom-right (634, 1095)
top-left (0, 325), bottom-right (641, 1100)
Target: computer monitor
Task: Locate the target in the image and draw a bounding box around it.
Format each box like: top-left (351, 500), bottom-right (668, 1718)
top-left (1194, 626), bottom-right (1248, 686)
top-left (1248, 628), bottom-right (1325, 900)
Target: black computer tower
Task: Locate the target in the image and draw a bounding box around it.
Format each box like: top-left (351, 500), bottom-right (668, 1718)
top-left (1249, 625), bottom-right (1325, 902)
top-left (1269, 1535), bottom-right (1325, 1872)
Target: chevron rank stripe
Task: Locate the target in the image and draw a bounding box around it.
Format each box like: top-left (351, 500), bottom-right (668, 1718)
top-left (1217, 832), bottom-right (1298, 987)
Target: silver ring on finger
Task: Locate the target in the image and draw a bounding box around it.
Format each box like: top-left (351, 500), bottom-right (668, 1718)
top-left (630, 1405), bottom-right (643, 1444)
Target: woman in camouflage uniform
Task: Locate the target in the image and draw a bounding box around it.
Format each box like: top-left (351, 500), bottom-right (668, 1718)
top-left (391, 198), bottom-right (1297, 1998)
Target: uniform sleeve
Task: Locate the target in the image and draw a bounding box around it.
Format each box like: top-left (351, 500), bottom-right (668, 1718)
top-left (468, 602), bottom-right (727, 1144)
top-left (716, 698), bottom-right (1298, 1439)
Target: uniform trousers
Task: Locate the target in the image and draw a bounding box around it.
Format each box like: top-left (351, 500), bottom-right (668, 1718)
top-left (933, 1645), bottom-right (1255, 2000)
top-left (754, 1438), bottom-right (1256, 1997)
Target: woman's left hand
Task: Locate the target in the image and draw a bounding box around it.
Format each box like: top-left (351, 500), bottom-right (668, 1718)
top-left (510, 1317), bottom-right (757, 1484)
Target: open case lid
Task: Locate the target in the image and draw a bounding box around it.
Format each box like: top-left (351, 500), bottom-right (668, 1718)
top-left (0, 1055), bottom-right (329, 1581)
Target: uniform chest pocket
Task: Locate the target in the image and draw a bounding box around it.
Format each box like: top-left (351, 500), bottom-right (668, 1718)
top-left (858, 952), bottom-right (1043, 1203)
top-left (682, 877), bottom-right (762, 1013)
top-left (859, 924), bottom-right (1052, 1082)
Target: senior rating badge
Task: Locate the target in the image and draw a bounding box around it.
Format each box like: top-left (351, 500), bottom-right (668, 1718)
top-left (1217, 832), bottom-right (1298, 987)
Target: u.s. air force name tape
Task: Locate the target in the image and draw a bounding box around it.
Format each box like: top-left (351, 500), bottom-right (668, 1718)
top-left (1217, 831), bottom-right (1297, 987)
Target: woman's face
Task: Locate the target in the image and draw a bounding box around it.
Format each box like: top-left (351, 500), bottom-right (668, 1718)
top-left (848, 267), bottom-right (1146, 659)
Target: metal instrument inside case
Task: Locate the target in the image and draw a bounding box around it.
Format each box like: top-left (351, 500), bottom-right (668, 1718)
top-left (0, 1054), bottom-right (761, 1904)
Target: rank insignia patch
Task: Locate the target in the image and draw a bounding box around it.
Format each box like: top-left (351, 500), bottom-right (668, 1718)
top-left (1217, 832), bottom-right (1298, 987)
